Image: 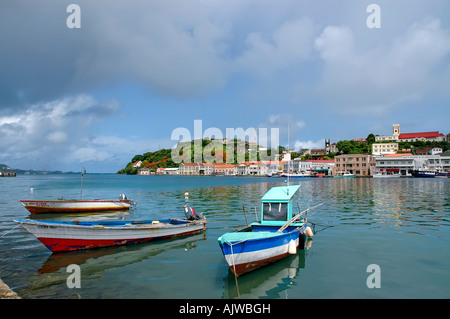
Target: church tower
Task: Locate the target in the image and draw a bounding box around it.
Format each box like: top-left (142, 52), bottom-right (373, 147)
top-left (325, 138), bottom-right (331, 153)
top-left (393, 124), bottom-right (400, 140)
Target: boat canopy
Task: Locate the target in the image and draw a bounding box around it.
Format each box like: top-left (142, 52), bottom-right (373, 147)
top-left (259, 185), bottom-right (300, 226)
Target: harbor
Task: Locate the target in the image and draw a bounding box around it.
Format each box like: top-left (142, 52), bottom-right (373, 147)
top-left (0, 174), bottom-right (449, 299)
top-left (0, 171), bottom-right (16, 177)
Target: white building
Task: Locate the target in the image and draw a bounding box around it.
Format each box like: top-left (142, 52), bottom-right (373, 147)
top-left (132, 160), bottom-right (142, 168)
top-left (283, 160), bottom-right (312, 173)
top-left (376, 124), bottom-right (445, 142)
top-left (199, 163), bottom-right (214, 175)
top-left (234, 161), bottom-right (268, 176)
top-left (265, 161), bottom-right (285, 175)
top-left (137, 167), bottom-right (151, 175)
top-left (376, 124), bottom-right (400, 142)
top-left (179, 163), bottom-right (199, 175)
top-left (372, 143), bottom-right (399, 156)
top-left (374, 154), bottom-right (450, 175)
top-left (308, 160), bottom-right (335, 176)
top-left (430, 147), bottom-right (443, 155)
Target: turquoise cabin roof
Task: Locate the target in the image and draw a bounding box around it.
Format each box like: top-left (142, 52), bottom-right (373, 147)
top-left (261, 185), bottom-right (300, 202)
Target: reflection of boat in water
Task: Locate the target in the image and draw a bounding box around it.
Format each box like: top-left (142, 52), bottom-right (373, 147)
top-left (19, 233), bottom-right (206, 297)
top-left (223, 240), bottom-right (312, 298)
top-left (280, 173), bottom-right (313, 178)
top-left (37, 233), bottom-right (206, 274)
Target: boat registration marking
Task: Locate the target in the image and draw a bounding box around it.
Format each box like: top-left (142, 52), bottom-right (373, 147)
top-left (26, 202), bottom-right (49, 207)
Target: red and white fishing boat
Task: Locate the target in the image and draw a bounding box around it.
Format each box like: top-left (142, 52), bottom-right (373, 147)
top-left (14, 217), bottom-right (207, 252)
top-left (20, 194), bottom-right (136, 214)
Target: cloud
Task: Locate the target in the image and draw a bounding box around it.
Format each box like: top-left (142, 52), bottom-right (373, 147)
top-left (0, 1), bottom-right (319, 107)
top-left (0, 94), bottom-right (120, 170)
top-left (234, 17), bottom-right (316, 77)
top-left (72, 147), bottom-right (110, 163)
top-left (313, 18), bottom-right (450, 114)
top-left (294, 139), bottom-right (325, 151)
top-left (47, 131), bottom-right (68, 143)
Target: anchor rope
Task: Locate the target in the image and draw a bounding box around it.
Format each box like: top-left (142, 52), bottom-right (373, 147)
top-left (0, 222), bottom-right (23, 238)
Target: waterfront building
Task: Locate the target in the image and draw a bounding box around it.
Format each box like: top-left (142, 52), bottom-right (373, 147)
top-left (372, 143), bottom-right (399, 156)
top-left (179, 163), bottom-right (199, 175)
top-left (283, 159), bottom-right (312, 174)
top-left (334, 154), bottom-right (375, 176)
top-left (307, 160), bottom-right (335, 176)
top-left (374, 153), bottom-right (450, 175)
top-left (137, 167), bottom-right (151, 175)
top-left (156, 167), bottom-right (179, 175)
top-left (198, 163), bottom-right (214, 175)
top-left (265, 161), bottom-right (285, 175)
top-left (234, 161), bottom-right (269, 176)
top-left (213, 163), bottom-right (235, 175)
top-left (374, 154), bottom-right (414, 175)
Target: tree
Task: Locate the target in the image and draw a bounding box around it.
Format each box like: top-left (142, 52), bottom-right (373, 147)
top-left (366, 133), bottom-right (375, 144)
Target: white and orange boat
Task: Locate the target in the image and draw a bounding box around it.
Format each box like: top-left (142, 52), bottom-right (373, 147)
top-left (20, 194), bottom-right (136, 214)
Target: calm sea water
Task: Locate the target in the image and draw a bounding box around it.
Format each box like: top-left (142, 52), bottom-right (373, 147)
top-left (0, 174), bottom-right (449, 299)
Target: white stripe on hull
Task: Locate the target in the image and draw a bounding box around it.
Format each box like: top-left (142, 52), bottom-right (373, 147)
top-left (20, 222), bottom-right (205, 241)
top-left (224, 238), bottom-right (299, 267)
top-left (21, 201), bottom-right (130, 210)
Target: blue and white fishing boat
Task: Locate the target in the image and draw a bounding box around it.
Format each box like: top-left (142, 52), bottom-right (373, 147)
top-left (218, 185), bottom-right (319, 277)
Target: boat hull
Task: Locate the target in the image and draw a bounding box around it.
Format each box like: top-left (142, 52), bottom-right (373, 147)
top-left (218, 225), bottom-right (306, 277)
top-left (20, 200), bottom-right (131, 214)
top-left (412, 173), bottom-right (435, 178)
top-left (373, 174), bottom-right (401, 178)
top-left (15, 219), bottom-right (206, 252)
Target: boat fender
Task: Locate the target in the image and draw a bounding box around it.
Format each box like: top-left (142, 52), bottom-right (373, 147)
top-left (305, 226), bottom-right (314, 238)
top-left (288, 240), bottom-right (297, 254)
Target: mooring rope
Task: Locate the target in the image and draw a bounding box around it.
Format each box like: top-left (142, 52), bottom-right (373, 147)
top-left (229, 243), bottom-right (240, 299)
top-left (0, 222), bottom-right (23, 238)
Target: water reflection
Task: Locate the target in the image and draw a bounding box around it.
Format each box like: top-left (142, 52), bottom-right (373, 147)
top-left (2, 175), bottom-right (449, 299)
top-left (19, 233), bottom-right (206, 298)
top-left (223, 239), bottom-right (313, 299)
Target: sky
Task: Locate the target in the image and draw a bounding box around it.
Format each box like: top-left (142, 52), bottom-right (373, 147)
top-left (0, 0), bottom-right (449, 173)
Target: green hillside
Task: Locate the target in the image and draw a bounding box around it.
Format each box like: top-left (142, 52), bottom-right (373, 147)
top-left (117, 139), bottom-right (279, 174)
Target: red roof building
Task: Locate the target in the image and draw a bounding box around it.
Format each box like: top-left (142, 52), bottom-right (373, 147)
top-left (398, 131), bottom-right (443, 140)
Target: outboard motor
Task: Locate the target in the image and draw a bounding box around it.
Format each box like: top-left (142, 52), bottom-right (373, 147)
top-left (184, 206), bottom-right (205, 221)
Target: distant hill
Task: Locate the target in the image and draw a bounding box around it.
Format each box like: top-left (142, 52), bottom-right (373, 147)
top-left (0, 163), bottom-right (76, 175)
top-left (117, 139), bottom-right (279, 174)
